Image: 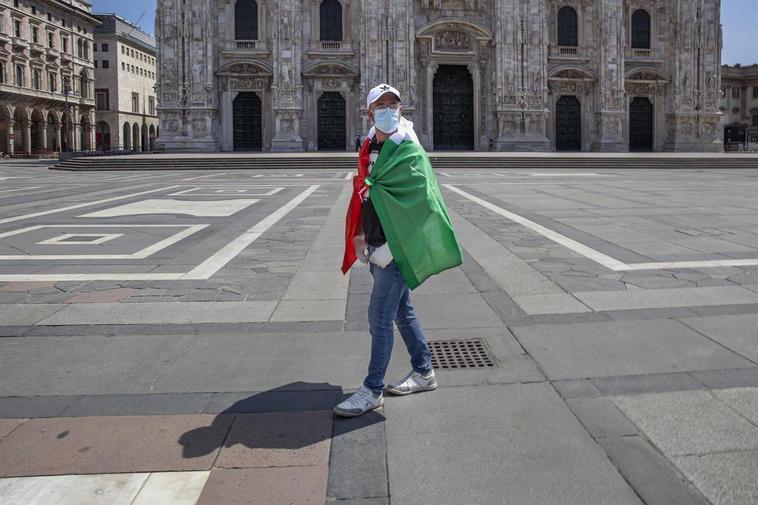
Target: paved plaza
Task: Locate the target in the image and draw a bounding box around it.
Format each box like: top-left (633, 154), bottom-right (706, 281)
top-left (2, 159), bottom-right (758, 504)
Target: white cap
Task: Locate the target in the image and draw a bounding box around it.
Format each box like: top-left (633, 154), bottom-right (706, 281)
top-left (366, 83), bottom-right (402, 109)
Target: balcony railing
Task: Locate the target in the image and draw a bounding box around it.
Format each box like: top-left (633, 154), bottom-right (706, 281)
top-left (320, 41), bottom-right (342, 51)
top-left (236, 40), bottom-right (257, 49)
top-left (549, 45), bottom-right (585, 58)
top-left (29, 41), bottom-right (44, 54)
top-left (625, 47), bottom-right (658, 60)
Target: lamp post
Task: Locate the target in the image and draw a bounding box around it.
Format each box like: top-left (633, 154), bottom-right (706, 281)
top-left (63, 76), bottom-right (71, 152)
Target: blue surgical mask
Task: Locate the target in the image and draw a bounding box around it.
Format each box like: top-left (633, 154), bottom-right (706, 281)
top-left (374, 107), bottom-right (400, 133)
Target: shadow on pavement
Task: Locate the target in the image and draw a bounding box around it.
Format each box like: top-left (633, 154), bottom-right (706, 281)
top-left (178, 381), bottom-right (384, 459)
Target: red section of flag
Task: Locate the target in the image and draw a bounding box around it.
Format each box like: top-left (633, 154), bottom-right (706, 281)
top-left (341, 138), bottom-right (371, 274)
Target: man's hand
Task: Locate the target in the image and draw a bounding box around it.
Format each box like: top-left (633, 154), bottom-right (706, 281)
top-left (353, 235), bottom-right (369, 264)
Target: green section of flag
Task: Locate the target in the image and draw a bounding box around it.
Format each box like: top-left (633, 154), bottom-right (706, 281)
top-left (368, 138), bottom-right (463, 289)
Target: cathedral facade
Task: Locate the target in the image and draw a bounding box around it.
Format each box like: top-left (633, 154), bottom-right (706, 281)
top-left (155, 0), bottom-right (723, 152)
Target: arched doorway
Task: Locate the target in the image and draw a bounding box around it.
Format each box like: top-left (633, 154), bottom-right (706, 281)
top-left (149, 125), bottom-right (156, 150)
top-left (47, 115), bottom-right (58, 151)
top-left (555, 96), bottom-right (581, 151)
top-left (123, 122), bottom-right (131, 150)
top-left (141, 124), bottom-right (148, 152)
top-left (629, 97), bottom-right (653, 152)
top-left (96, 121), bottom-right (111, 150)
top-left (433, 65), bottom-right (474, 150)
top-left (317, 92), bottom-right (345, 150)
top-left (80, 116), bottom-right (92, 150)
top-left (233, 92), bottom-right (262, 151)
top-left (30, 109), bottom-right (45, 153)
top-left (132, 123), bottom-right (140, 151)
top-left (13, 108), bottom-right (26, 154)
top-left (0, 108), bottom-right (8, 154)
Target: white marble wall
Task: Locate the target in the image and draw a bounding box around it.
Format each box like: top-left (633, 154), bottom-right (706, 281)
top-left (155, 0), bottom-right (723, 152)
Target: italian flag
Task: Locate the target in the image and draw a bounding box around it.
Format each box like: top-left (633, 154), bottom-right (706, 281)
top-left (342, 118), bottom-right (463, 289)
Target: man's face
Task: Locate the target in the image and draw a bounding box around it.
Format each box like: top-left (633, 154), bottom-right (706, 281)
top-left (368, 93), bottom-right (401, 124)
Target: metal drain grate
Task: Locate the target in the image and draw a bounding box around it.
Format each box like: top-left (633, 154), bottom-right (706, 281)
top-left (429, 338), bottom-right (496, 369)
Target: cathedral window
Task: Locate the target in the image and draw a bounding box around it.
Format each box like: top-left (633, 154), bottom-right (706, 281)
top-left (557, 6), bottom-right (578, 47)
top-left (235, 0), bottom-right (258, 41)
top-left (631, 9), bottom-right (650, 49)
top-left (320, 0), bottom-right (343, 41)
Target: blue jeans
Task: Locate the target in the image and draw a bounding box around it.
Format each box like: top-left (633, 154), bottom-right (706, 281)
top-left (364, 260), bottom-right (432, 395)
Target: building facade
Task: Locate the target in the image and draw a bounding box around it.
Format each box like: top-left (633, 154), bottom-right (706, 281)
top-left (0, 0), bottom-right (98, 156)
top-left (720, 64), bottom-right (758, 150)
top-left (155, 0), bottom-right (723, 153)
top-left (93, 14), bottom-right (159, 152)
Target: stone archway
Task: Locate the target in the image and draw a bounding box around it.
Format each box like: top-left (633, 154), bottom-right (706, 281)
top-left (96, 121), bottom-right (111, 150)
top-left (416, 18), bottom-right (492, 150)
top-left (132, 123), bottom-right (140, 151)
top-left (216, 60), bottom-right (273, 151)
top-left (149, 125), bottom-right (156, 150)
top-left (433, 65), bottom-right (474, 150)
top-left (80, 115), bottom-right (92, 150)
top-left (123, 122), bottom-right (131, 150)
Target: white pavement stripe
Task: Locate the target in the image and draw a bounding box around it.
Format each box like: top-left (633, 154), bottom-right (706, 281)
top-left (438, 172), bottom-right (451, 177)
top-left (448, 208), bottom-right (590, 315)
top-left (36, 301), bottom-right (278, 325)
top-left (0, 187), bottom-right (41, 194)
top-left (182, 172), bottom-right (228, 181)
top-left (182, 185), bottom-right (319, 279)
top-left (0, 186), bottom-right (182, 225)
top-left (0, 471), bottom-right (211, 505)
top-left (0, 273), bottom-right (186, 282)
top-left (573, 286), bottom-right (758, 312)
top-left (447, 184), bottom-right (758, 273)
top-left (0, 224), bottom-right (207, 261)
top-left (445, 184), bottom-right (629, 271)
top-left (344, 171), bottom-right (353, 180)
top-left (622, 259), bottom-right (758, 270)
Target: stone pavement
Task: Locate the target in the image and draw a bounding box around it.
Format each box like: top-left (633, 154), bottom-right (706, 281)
top-left (2, 161), bottom-right (758, 504)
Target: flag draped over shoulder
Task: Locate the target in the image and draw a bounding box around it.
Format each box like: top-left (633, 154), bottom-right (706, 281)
top-left (342, 118), bottom-right (463, 290)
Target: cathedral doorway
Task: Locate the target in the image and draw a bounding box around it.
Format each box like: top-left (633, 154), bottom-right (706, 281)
top-left (317, 92), bottom-right (346, 151)
top-left (555, 96), bottom-right (581, 151)
top-left (629, 97), bottom-right (653, 152)
top-left (233, 92), bottom-right (262, 151)
top-left (432, 65), bottom-right (474, 151)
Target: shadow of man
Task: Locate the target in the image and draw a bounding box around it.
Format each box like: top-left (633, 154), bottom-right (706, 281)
top-left (178, 381), bottom-right (385, 460)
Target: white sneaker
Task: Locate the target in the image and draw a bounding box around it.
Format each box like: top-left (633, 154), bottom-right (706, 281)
top-left (385, 369), bottom-right (437, 396)
top-left (333, 385), bottom-right (384, 417)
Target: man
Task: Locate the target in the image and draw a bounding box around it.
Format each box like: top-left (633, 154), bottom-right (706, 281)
top-left (335, 84), bottom-right (463, 417)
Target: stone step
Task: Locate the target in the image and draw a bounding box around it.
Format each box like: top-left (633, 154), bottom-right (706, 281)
top-left (52, 154), bottom-right (758, 171)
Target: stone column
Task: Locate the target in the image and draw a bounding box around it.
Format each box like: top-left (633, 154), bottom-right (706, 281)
top-left (495, 0), bottom-right (550, 151)
top-left (55, 122), bottom-right (62, 152)
top-left (270, 0), bottom-right (304, 151)
top-left (22, 119), bottom-right (32, 154)
top-left (7, 118), bottom-right (15, 156)
top-left (591, 0), bottom-right (626, 151)
top-left (663, 0), bottom-right (722, 152)
top-left (39, 118), bottom-right (48, 152)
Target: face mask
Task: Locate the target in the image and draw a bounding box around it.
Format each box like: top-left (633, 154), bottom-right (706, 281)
top-left (374, 107), bottom-right (400, 133)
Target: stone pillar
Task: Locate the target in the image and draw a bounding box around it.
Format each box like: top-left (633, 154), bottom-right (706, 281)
top-left (7, 118), bottom-right (15, 156)
top-left (663, 0), bottom-right (722, 152)
top-left (270, 0), bottom-right (304, 151)
top-left (591, 0), bottom-right (626, 151)
top-left (496, 0), bottom-right (551, 151)
top-left (22, 120), bottom-right (32, 154)
top-left (55, 122), bottom-right (62, 152)
top-left (39, 119), bottom-right (48, 152)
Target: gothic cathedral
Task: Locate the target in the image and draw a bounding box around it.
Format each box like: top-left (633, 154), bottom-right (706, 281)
top-left (155, 0), bottom-right (722, 152)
